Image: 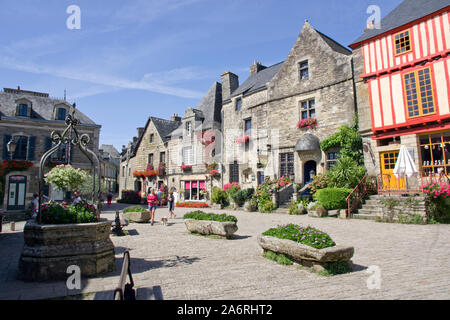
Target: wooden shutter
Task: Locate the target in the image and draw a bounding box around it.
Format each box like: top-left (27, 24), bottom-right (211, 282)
top-left (3, 134), bottom-right (12, 160)
top-left (27, 136), bottom-right (36, 161)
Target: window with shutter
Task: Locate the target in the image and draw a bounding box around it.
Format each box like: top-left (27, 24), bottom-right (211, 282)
top-left (229, 161), bottom-right (239, 183)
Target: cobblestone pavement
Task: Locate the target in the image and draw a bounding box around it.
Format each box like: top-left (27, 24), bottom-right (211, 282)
top-left (0, 203), bottom-right (449, 300)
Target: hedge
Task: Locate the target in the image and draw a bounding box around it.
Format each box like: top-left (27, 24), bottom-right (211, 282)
top-left (315, 188), bottom-right (353, 210)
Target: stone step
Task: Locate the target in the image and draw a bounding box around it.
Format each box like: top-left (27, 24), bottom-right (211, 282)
top-left (357, 208), bottom-right (383, 215)
top-left (272, 208), bottom-right (290, 214)
top-left (369, 195), bottom-right (426, 201)
top-left (351, 213), bottom-right (377, 220)
top-left (361, 203), bottom-right (426, 210)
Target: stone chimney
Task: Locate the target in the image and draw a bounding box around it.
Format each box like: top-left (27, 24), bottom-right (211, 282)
top-left (171, 113), bottom-right (181, 122)
top-left (137, 127), bottom-right (144, 137)
top-left (221, 70), bottom-right (239, 102)
top-left (250, 61), bottom-right (266, 76)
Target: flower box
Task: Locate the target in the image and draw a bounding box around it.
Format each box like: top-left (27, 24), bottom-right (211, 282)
top-left (235, 136), bottom-right (250, 144)
top-left (297, 118), bottom-right (317, 129)
top-left (184, 219), bottom-right (238, 239)
top-left (180, 164), bottom-right (193, 171)
top-left (176, 202), bottom-right (209, 208)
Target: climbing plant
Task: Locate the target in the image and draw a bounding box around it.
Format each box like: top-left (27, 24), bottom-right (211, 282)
top-left (320, 119), bottom-right (364, 165)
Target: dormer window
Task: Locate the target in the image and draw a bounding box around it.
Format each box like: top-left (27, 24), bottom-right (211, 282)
top-left (235, 98), bottom-right (242, 111)
top-left (17, 104), bottom-right (28, 117)
top-left (394, 30), bottom-right (411, 56)
top-left (56, 108), bottom-right (67, 121)
top-left (299, 61), bottom-right (309, 80)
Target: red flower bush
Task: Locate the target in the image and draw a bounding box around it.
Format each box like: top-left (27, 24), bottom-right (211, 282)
top-left (181, 164), bottom-right (192, 171)
top-left (297, 118), bottom-right (317, 129)
top-left (223, 182), bottom-right (240, 191)
top-left (423, 182), bottom-right (450, 199)
top-left (176, 202), bottom-right (209, 208)
top-left (133, 170), bottom-right (158, 178)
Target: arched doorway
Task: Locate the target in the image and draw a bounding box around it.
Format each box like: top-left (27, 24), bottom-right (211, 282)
top-left (303, 161), bottom-right (317, 185)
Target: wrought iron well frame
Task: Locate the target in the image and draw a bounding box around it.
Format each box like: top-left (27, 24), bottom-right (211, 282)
top-left (37, 103), bottom-right (101, 224)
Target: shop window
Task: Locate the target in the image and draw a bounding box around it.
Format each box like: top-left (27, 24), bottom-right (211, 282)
top-left (420, 131), bottom-right (450, 177)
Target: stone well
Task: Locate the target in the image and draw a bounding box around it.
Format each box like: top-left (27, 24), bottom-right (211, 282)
top-left (257, 235), bottom-right (354, 271)
top-left (184, 219), bottom-right (238, 239)
top-left (18, 219), bottom-right (115, 281)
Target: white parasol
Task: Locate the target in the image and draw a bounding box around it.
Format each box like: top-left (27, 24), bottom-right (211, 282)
top-left (393, 145), bottom-right (418, 178)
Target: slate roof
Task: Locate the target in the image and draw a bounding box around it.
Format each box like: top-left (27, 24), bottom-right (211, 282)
top-left (193, 82), bottom-right (222, 129)
top-left (231, 62), bottom-right (284, 98)
top-left (99, 144), bottom-right (120, 159)
top-left (168, 82), bottom-right (223, 139)
top-left (0, 89), bottom-right (98, 126)
top-left (315, 29), bottom-right (352, 55)
top-left (350, 0), bottom-right (450, 47)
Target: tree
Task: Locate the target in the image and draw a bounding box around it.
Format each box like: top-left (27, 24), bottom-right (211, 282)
top-left (45, 165), bottom-right (89, 191)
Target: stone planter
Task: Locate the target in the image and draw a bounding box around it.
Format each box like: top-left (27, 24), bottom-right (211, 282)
top-left (257, 235), bottom-right (354, 272)
top-left (243, 200), bottom-right (256, 212)
top-left (184, 219), bottom-right (238, 239)
top-left (123, 211), bottom-right (150, 223)
top-left (211, 203), bottom-right (224, 210)
top-left (18, 219), bottom-right (115, 281)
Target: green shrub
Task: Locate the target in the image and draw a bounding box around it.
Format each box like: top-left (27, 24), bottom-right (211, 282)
top-left (211, 187), bottom-right (228, 206)
top-left (123, 206), bottom-right (148, 213)
top-left (315, 261), bottom-right (353, 276)
top-left (289, 201), bottom-right (303, 215)
top-left (327, 156), bottom-right (366, 189)
top-left (39, 201), bottom-right (97, 224)
top-left (263, 224), bottom-right (335, 249)
top-left (259, 200), bottom-right (275, 213)
top-left (183, 210), bottom-right (237, 223)
top-left (315, 188), bottom-right (353, 210)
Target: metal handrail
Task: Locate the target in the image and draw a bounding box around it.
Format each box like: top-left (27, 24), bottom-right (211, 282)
top-left (113, 250), bottom-right (135, 300)
top-left (346, 175), bottom-right (368, 218)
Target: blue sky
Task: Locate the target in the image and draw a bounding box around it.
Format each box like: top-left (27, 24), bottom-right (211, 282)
top-left (0, 0), bottom-right (402, 151)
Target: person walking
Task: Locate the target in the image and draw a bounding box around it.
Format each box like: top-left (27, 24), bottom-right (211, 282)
top-left (168, 190), bottom-right (176, 219)
top-left (31, 193), bottom-right (39, 219)
top-left (107, 192), bottom-right (113, 207)
top-left (147, 188), bottom-right (158, 226)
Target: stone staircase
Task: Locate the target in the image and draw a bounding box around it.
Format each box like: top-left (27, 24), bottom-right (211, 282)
top-left (352, 194), bottom-right (427, 220)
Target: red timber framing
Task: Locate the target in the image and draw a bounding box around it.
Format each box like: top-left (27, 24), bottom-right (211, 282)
top-left (353, 8), bottom-right (450, 78)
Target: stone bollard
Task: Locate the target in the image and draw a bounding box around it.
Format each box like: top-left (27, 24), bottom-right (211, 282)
top-left (272, 192), bottom-right (278, 208)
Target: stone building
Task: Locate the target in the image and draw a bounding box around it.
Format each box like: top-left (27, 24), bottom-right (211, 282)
top-left (166, 82), bottom-right (223, 202)
top-left (350, 0), bottom-right (450, 189)
top-left (0, 87), bottom-right (101, 212)
top-left (99, 144), bottom-right (120, 193)
top-left (119, 116), bottom-right (181, 198)
top-left (221, 21), bottom-right (357, 189)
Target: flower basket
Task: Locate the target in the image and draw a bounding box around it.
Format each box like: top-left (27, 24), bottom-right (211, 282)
top-left (176, 202), bottom-right (209, 208)
top-left (297, 118), bottom-right (317, 129)
top-left (209, 169), bottom-right (220, 177)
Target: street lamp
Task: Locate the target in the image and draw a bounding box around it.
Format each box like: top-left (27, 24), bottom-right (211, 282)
top-left (7, 137), bottom-right (17, 160)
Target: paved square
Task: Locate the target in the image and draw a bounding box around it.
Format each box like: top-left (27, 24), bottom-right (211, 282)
top-left (0, 203), bottom-right (449, 300)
